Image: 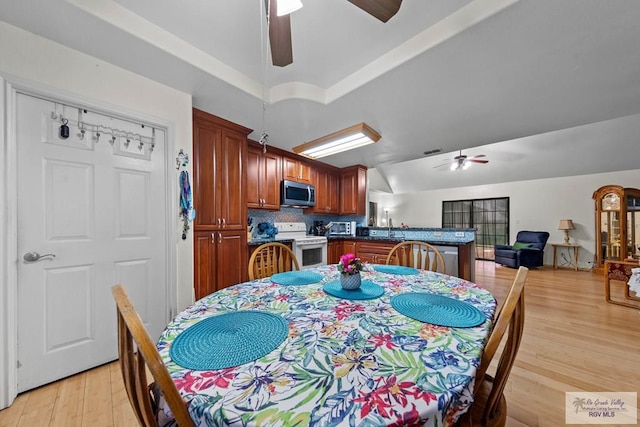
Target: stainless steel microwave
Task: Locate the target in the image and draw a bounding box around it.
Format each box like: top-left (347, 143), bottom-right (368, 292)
top-left (281, 180), bottom-right (316, 207)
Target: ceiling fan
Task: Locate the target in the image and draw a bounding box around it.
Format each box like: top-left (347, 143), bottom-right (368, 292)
top-left (434, 150), bottom-right (489, 171)
top-left (266, 0), bottom-right (403, 67)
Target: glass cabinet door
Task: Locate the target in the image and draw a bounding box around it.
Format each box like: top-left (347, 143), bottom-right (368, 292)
top-left (628, 195), bottom-right (640, 258)
top-left (600, 193), bottom-right (621, 264)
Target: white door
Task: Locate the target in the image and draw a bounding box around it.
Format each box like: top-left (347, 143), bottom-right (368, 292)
top-left (16, 93), bottom-right (169, 392)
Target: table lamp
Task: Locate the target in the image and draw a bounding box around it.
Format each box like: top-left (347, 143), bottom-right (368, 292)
top-left (558, 219), bottom-right (575, 244)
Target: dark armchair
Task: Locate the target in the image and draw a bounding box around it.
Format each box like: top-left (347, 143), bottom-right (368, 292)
top-left (494, 231), bottom-right (550, 268)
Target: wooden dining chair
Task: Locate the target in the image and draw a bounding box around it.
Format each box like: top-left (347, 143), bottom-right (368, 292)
top-left (385, 240), bottom-right (446, 273)
top-left (458, 266), bottom-right (528, 427)
top-left (248, 242), bottom-right (300, 280)
top-left (111, 284), bottom-right (195, 427)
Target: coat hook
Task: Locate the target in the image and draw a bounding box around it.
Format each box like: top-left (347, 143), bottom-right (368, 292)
top-left (176, 149), bottom-right (189, 170)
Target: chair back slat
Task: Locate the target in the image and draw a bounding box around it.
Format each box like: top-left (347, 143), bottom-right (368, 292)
top-left (386, 241), bottom-right (446, 273)
top-left (473, 266), bottom-right (528, 425)
top-left (248, 242), bottom-right (300, 280)
top-left (112, 285), bottom-right (195, 427)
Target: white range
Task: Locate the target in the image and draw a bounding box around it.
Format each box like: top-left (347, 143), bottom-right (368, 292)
top-left (274, 222), bottom-right (328, 269)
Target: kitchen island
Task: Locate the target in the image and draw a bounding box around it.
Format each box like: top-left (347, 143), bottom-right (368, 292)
top-left (328, 227), bottom-right (476, 281)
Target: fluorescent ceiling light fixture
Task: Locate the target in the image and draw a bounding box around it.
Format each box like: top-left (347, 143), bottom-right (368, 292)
top-left (276, 0), bottom-right (303, 16)
top-left (293, 123), bottom-right (381, 159)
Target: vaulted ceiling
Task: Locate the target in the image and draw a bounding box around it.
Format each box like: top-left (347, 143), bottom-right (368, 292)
top-left (2, 0), bottom-right (640, 193)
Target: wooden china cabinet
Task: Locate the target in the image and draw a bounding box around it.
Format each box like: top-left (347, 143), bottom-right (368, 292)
top-left (193, 108), bottom-right (251, 298)
top-left (593, 185), bottom-right (640, 274)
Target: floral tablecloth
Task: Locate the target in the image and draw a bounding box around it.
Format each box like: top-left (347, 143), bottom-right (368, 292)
top-left (157, 265), bottom-right (496, 426)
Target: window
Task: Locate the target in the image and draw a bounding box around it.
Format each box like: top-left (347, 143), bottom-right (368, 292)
top-left (442, 197), bottom-right (509, 260)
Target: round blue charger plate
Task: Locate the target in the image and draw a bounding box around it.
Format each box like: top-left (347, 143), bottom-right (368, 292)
top-left (374, 265), bottom-right (420, 275)
top-left (391, 293), bottom-right (486, 328)
top-left (169, 310), bottom-right (288, 370)
top-left (323, 280), bottom-right (384, 300)
top-left (271, 271), bottom-right (323, 285)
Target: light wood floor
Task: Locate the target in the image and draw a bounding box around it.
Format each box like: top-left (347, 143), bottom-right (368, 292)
top-left (1, 261), bottom-right (639, 426)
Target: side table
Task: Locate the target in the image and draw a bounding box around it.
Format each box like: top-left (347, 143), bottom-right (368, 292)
top-left (551, 243), bottom-right (580, 271)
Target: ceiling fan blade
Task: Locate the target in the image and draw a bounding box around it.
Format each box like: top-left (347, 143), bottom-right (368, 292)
top-left (268, 0), bottom-right (293, 67)
top-left (469, 159), bottom-right (489, 164)
top-left (347, 0), bottom-right (402, 23)
top-left (470, 154), bottom-right (486, 159)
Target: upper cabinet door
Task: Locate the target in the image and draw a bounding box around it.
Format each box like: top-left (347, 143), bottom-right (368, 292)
top-left (219, 129), bottom-right (247, 229)
top-left (283, 156), bottom-right (311, 184)
top-left (261, 151), bottom-right (282, 209)
top-left (192, 120), bottom-right (218, 228)
top-left (340, 166), bottom-right (367, 215)
top-left (307, 167), bottom-right (340, 215)
top-left (327, 172), bottom-right (340, 214)
top-left (246, 147), bottom-right (261, 209)
top-left (247, 145), bottom-right (281, 210)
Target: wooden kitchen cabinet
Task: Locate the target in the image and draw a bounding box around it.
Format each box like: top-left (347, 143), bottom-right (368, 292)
top-left (194, 230), bottom-right (247, 300)
top-left (308, 167), bottom-right (340, 214)
top-left (247, 144), bottom-right (281, 209)
top-left (193, 108), bottom-right (251, 299)
top-left (283, 156), bottom-right (312, 184)
top-left (329, 239), bottom-right (357, 264)
top-left (343, 240), bottom-right (357, 256)
top-left (340, 165), bottom-right (367, 215)
top-left (193, 108), bottom-right (250, 230)
top-left (356, 241), bottom-right (396, 265)
top-left (328, 240), bottom-right (341, 264)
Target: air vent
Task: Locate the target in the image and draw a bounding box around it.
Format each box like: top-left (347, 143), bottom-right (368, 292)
top-left (423, 148), bottom-right (443, 156)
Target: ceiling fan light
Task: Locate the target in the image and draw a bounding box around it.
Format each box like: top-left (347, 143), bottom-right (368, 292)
top-left (276, 0), bottom-right (303, 16)
top-left (293, 122), bottom-right (381, 159)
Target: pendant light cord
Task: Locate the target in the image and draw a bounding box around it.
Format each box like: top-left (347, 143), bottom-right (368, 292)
top-left (259, 0), bottom-right (270, 153)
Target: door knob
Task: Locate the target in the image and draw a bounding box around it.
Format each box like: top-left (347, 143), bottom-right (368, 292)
top-left (23, 252), bottom-right (56, 262)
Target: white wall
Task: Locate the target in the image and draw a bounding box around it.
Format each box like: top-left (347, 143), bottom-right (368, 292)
top-left (371, 169), bottom-right (640, 269)
top-left (0, 21), bottom-right (194, 308)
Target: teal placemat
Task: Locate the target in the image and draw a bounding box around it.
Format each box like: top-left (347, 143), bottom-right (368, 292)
top-left (169, 310), bottom-right (288, 370)
top-left (391, 293), bottom-right (486, 328)
top-left (271, 271), bottom-right (323, 285)
top-left (323, 280), bottom-right (384, 300)
top-left (374, 265), bottom-right (420, 275)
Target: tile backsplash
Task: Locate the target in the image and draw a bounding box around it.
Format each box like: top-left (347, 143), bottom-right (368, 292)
top-left (248, 208), bottom-right (365, 234)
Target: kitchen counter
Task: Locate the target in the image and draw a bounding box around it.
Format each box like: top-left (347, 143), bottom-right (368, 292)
top-left (328, 227), bottom-right (475, 245)
top-left (327, 229), bottom-right (476, 281)
top-left (327, 235), bottom-right (474, 245)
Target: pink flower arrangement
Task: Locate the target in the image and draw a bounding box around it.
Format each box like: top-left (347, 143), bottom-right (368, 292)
top-left (338, 253), bottom-right (364, 276)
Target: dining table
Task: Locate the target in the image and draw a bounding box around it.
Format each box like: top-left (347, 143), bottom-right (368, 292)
top-left (157, 264), bottom-right (496, 426)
